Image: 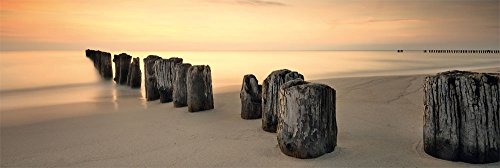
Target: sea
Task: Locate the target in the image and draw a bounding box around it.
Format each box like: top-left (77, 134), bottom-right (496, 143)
top-left (1, 50), bottom-right (499, 111)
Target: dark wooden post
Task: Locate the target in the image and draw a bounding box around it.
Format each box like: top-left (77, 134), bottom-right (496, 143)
top-left (127, 57), bottom-right (141, 88)
top-left (113, 53), bottom-right (132, 85)
top-left (99, 52), bottom-right (113, 80)
top-left (173, 63), bottom-right (192, 107)
top-left (262, 69), bottom-right (304, 132)
top-left (85, 49), bottom-right (112, 80)
top-left (240, 74), bottom-right (262, 119)
top-left (154, 57), bottom-right (183, 103)
top-left (143, 55), bottom-right (162, 101)
top-left (187, 65), bottom-right (214, 112)
top-left (277, 79), bottom-right (337, 159)
top-left (424, 70), bottom-right (500, 164)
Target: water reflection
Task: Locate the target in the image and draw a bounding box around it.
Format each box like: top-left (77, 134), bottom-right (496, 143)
top-left (93, 81), bottom-right (146, 110)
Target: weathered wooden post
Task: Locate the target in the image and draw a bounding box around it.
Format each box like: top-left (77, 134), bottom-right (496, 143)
top-left (113, 53), bottom-right (132, 85)
top-left (424, 70), bottom-right (500, 164)
top-left (187, 65), bottom-right (214, 112)
top-left (277, 79), bottom-right (337, 159)
top-left (86, 49), bottom-right (98, 68)
top-left (99, 51), bottom-right (113, 80)
top-left (154, 57), bottom-right (183, 103)
top-left (85, 49), bottom-right (112, 80)
top-left (262, 69), bottom-right (304, 132)
top-left (126, 57), bottom-right (141, 88)
top-left (144, 55), bottom-right (162, 101)
top-left (173, 63), bottom-right (192, 107)
top-left (240, 74), bottom-right (262, 119)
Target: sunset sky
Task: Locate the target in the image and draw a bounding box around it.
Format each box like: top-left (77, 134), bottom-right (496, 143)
top-left (0, 0), bottom-right (498, 51)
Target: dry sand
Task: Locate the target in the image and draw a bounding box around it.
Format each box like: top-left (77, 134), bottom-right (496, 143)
top-left (1, 67), bottom-right (499, 167)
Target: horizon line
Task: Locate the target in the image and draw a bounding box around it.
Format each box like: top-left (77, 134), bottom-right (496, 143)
top-left (2, 49), bottom-right (500, 52)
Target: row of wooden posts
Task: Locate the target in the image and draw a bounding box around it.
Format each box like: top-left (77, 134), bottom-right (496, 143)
top-left (86, 49), bottom-right (499, 163)
top-left (424, 49), bottom-right (499, 53)
top-left (239, 69), bottom-right (499, 163)
top-left (85, 49), bottom-right (214, 112)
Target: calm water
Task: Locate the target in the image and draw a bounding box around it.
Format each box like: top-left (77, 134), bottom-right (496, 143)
top-left (1, 50), bottom-right (499, 91)
top-left (0, 50), bottom-right (499, 111)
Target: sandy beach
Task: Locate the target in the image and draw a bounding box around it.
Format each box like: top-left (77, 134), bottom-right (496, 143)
top-left (1, 67), bottom-right (498, 167)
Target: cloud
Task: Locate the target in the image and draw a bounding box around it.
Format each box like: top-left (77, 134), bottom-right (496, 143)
top-left (210, 0), bottom-right (287, 6)
top-left (333, 18), bottom-right (426, 25)
top-left (237, 0), bottom-right (286, 6)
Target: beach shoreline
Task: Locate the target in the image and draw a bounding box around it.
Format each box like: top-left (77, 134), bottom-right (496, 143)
top-left (1, 67), bottom-right (499, 167)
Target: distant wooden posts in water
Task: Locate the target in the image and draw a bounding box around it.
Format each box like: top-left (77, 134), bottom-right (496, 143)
top-left (262, 69), bottom-right (304, 133)
top-left (424, 70), bottom-right (500, 164)
top-left (85, 49), bottom-right (112, 80)
top-left (127, 57), bottom-right (141, 88)
top-left (187, 65), bottom-right (214, 112)
top-left (113, 53), bottom-right (132, 85)
top-left (424, 49), bottom-right (500, 54)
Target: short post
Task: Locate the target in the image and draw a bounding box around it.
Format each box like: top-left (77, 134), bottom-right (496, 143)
top-left (143, 55), bottom-right (162, 101)
top-left (240, 74), bottom-right (262, 119)
top-left (126, 57), bottom-right (141, 88)
top-left (173, 63), bottom-right (192, 107)
top-left (187, 65), bottom-right (214, 112)
top-left (424, 70), bottom-right (500, 164)
top-left (113, 53), bottom-right (132, 85)
top-left (277, 80), bottom-right (337, 159)
top-left (262, 69), bottom-right (304, 132)
top-left (99, 51), bottom-right (113, 80)
top-left (154, 57), bottom-right (183, 103)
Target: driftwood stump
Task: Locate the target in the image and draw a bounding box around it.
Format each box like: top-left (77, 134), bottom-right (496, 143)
top-left (154, 57), bottom-right (183, 103)
top-left (277, 80), bottom-right (337, 159)
top-left (85, 49), bottom-right (112, 80)
top-left (187, 65), bottom-right (214, 112)
top-left (85, 49), bottom-right (100, 69)
top-left (126, 57), bottom-right (141, 88)
top-left (113, 53), bottom-right (132, 85)
top-left (424, 70), bottom-right (500, 164)
top-left (143, 55), bottom-right (162, 101)
top-left (98, 51), bottom-right (113, 80)
top-left (173, 63), bottom-right (192, 107)
top-left (262, 69), bottom-right (304, 132)
top-left (240, 74), bottom-right (262, 119)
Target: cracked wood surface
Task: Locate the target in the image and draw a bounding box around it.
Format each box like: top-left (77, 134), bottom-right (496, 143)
top-left (424, 70), bottom-right (500, 164)
top-left (262, 69), bottom-right (304, 133)
top-left (154, 57), bottom-right (183, 103)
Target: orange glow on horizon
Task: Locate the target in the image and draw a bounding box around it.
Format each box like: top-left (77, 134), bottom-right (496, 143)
top-left (1, 0), bottom-right (498, 51)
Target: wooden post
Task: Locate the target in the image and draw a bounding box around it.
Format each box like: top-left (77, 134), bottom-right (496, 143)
top-left (240, 74), bottom-right (262, 119)
top-left (187, 65), bottom-right (214, 112)
top-left (277, 79), bottom-right (337, 159)
top-left (173, 63), bottom-right (192, 107)
top-left (424, 70), bottom-right (500, 164)
top-left (85, 49), bottom-right (112, 80)
top-left (143, 55), bottom-right (162, 101)
top-left (126, 57), bottom-right (141, 88)
top-left (113, 53), bottom-right (132, 85)
top-left (262, 69), bottom-right (304, 133)
top-left (99, 51), bottom-right (113, 80)
top-left (154, 57), bottom-right (183, 103)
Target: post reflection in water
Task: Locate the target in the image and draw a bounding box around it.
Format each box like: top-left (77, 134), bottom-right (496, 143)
top-left (98, 81), bottom-right (148, 110)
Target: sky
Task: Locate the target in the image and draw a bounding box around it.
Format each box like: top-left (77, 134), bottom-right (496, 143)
top-left (0, 0), bottom-right (499, 51)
